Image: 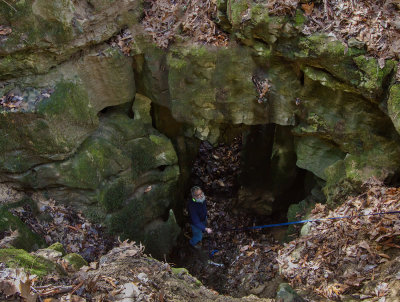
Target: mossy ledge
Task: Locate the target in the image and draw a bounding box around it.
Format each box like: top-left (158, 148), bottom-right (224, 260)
top-left (0, 248), bottom-right (61, 277)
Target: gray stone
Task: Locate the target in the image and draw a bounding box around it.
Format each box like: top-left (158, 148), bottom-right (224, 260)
top-left (121, 283), bottom-right (140, 298)
top-left (276, 283), bottom-right (304, 302)
top-left (137, 273), bottom-right (149, 283)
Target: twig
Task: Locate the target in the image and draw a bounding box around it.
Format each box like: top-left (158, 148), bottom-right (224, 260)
top-left (309, 16), bottom-right (325, 28)
top-left (323, 0), bottom-right (331, 20)
top-left (39, 285), bottom-right (74, 297)
top-left (70, 281), bottom-right (84, 295)
top-left (67, 225), bottom-right (81, 232)
top-left (1, 0), bottom-right (17, 12)
top-left (34, 285), bottom-right (53, 290)
top-left (30, 287), bottom-right (43, 302)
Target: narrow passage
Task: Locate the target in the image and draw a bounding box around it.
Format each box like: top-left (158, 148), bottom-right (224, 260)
top-left (173, 138), bottom-right (286, 298)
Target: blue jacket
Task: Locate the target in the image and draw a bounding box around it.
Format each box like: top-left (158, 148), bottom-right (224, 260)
top-left (188, 198), bottom-right (207, 231)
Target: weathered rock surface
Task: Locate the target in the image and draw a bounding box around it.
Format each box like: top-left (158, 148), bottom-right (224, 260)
top-left (1, 0), bottom-right (400, 255)
top-left (0, 0), bottom-right (142, 78)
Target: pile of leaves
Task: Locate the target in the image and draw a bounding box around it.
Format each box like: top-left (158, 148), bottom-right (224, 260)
top-left (0, 88), bottom-right (53, 112)
top-left (265, 0), bottom-right (299, 16)
top-left (223, 235), bottom-right (282, 297)
top-left (0, 265), bottom-right (39, 302)
top-left (108, 28), bottom-right (134, 55)
top-left (252, 75), bottom-right (271, 104)
top-left (1, 240), bottom-right (271, 301)
top-left (277, 178), bottom-right (400, 300)
top-left (141, 0), bottom-right (228, 48)
top-left (10, 198), bottom-right (115, 262)
top-left (191, 138), bottom-right (241, 196)
top-left (0, 93), bottom-right (25, 111)
top-left (181, 138), bottom-right (282, 297)
top-left (300, 0), bottom-right (400, 60)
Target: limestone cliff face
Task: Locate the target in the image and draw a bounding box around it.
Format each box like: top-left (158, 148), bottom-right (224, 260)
top-left (1, 0), bottom-right (400, 255)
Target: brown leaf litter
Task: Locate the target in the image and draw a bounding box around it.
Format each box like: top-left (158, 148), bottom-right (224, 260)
top-left (267, 0), bottom-right (400, 60)
top-left (278, 178), bottom-right (400, 300)
top-left (180, 139), bottom-right (283, 298)
top-left (9, 197), bottom-right (116, 262)
top-left (1, 241), bottom-right (272, 301)
top-left (141, 0), bottom-right (400, 63)
top-left (141, 0), bottom-right (228, 48)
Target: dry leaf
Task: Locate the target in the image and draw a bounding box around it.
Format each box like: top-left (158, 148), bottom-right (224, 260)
top-left (301, 3), bottom-right (314, 16)
top-left (0, 26), bottom-right (12, 35)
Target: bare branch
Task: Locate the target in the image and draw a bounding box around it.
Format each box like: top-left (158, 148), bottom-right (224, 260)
top-left (1, 0), bottom-right (17, 12)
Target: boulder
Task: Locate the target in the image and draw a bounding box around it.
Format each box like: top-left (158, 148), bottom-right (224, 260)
top-left (0, 201), bottom-right (45, 251)
top-left (0, 47), bottom-right (135, 174)
top-left (63, 253), bottom-right (88, 271)
top-left (0, 0), bottom-right (141, 78)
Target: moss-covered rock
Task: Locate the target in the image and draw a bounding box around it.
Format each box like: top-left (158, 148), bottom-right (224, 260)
top-left (141, 210), bottom-right (181, 258)
top-left (48, 242), bottom-right (66, 256)
top-left (294, 136), bottom-right (345, 181)
top-left (352, 55), bottom-right (396, 99)
top-left (167, 43), bottom-right (261, 142)
top-left (171, 267), bottom-right (189, 276)
top-left (0, 0), bottom-right (141, 78)
top-left (286, 197), bottom-right (316, 238)
top-left (5, 93), bottom-right (181, 257)
top-left (0, 248), bottom-right (58, 277)
top-left (289, 58), bottom-right (400, 204)
top-left (277, 34), bottom-right (394, 100)
top-left (224, 0), bottom-right (294, 45)
top-left (76, 49), bottom-right (136, 112)
top-left (63, 253), bottom-right (88, 271)
top-left (388, 83), bottom-right (400, 135)
top-left (0, 46), bottom-right (134, 175)
top-left (0, 203), bottom-right (45, 251)
top-left (133, 94), bottom-right (153, 125)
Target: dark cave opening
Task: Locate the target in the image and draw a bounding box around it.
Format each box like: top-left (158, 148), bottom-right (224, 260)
top-left (170, 124), bottom-right (314, 296)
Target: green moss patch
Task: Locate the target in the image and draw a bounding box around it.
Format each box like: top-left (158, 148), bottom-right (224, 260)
top-left (0, 201), bottom-right (45, 251)
top-left (0, 248), bottom-right (57, 277)
top-left (37, 81), bottom-right (97, 126)
top-left (48, 242), bottom-right (66, 256)
top-left (99, 178), bottom-right (128, 213)
top-left (388, 83), bottom-right (400, 135)
top-left (63, 253), bottom-right (87, 270)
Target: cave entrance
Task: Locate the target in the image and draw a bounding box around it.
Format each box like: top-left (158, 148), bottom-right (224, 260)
top-left (171, 124), bottom-right (314, 297)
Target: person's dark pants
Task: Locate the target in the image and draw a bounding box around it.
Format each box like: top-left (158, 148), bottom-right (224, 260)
top-left (189, 224), bottom-right (204, 246)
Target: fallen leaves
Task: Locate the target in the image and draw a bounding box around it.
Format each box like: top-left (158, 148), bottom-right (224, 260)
top-left (0, 25), bottom-right (12, 36)
top-left (109, 29), bottom-right (134, 55)
top-left (0, 267), bottom-right (37, 302)
top-left (266, 0), bottom-right (299, 16)
top-left (181, 138), bottom-right (282, 295)
top-left (10, 198), bottom-right (116, 263)
top-left (301, 2), bottom-right (314, 16)
top-left (0, 88), bottom-right (54, 112)
top-left (141, 0), bottom-right (228, 48)
top-left (278, 178), bottom-right (400, 299)
top-left (0, 93), bottom-right (24, 111)
top-left (299, 0), bottom-right (400, 59)
top-left (252, 75), bottom-right (271, 104)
